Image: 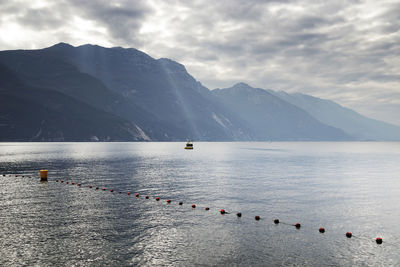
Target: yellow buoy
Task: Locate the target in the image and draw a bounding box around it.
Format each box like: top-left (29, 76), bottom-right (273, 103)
top-left (40, 170), bottom-right (48, 181)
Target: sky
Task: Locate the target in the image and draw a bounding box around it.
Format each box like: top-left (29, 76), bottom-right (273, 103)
top-left (1, 0), bottom-right (399, 125)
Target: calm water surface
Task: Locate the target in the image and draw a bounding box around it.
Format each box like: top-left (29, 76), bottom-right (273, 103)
top-left (1, 142), bottom-right (399, 266)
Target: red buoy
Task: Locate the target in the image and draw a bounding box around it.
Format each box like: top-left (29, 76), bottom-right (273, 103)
top-left (319, 227), bottom-right (325, 233)
top-left (295, 223), bottom-right (301, 229)
top-left (205, 207), bottom-right (209, 210)
top-left (376, 237), bottom-right (383, 244)
top-left (237, 212), bottom-right (242, 217)
top-left (274, 219), bottom-right (280, 224)
top-left (179, 201), bottom-right (183, 205)
top-left (220, 209), bottom-right (226, 214)
top-left (110, 189), bottom-right (114, 192)
top-left (136, 193), bottom-right (139, 197)
top-left (192, 204), bottom-right (196, 208)
top-left (156, 197), bottom-right (160, 201)
top-left (77, 183), bottom-right (81, 186)
top-left (127, 192), bottom-right (131, 195)
top-left (255, 216), bottom-right (260, 221)
top-left (145, 195), bottom-right (149, 199)
top-left (346, 232), bottom-right (352, 238)
top-left (167, 199), bottom-right (171, 203)
top-left (71, 182), bottom-right (75, 185)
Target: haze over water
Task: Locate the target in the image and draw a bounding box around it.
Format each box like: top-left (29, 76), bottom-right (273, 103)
top-left (1, 142), bottom-right (399, 266)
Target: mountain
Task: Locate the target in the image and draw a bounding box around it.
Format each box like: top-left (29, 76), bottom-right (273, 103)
top-left (0, 63), bottom-right (149, 141)
top-left (212, 83), bottom-right (351, 140)
top-left (269, 91), bottom-right (400, 141)
top-left (0, 43), bottom-right (251, 141)
top-left (0, 43), bottom-right (397, 141)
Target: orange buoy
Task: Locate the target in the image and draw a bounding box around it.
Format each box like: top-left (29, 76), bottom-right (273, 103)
top-left (156, 197), bottom-right (160, 201)
top-left (346, 232), bottom-right (352, 238)
top-left (192, 204), bottom-right (196, 208)
top-left (237, 212), bottom-right (242, 217)
top-left (40, 170), bottom-right (48, 181)
top-left (71, 182), bottom-right (75, 185)
top-left (319, 227), bottom-right (325, 233)
top-left (136, 193), bottom-right (140, 197)
top-left (255, 216), bottom-right (260, 221)
top-left (145, 195), bottom-right (149, 199)
top-left (220, 209), bottom-right (226, 215)
top-left (376, 237), bottom-right (383, 244)
top-left (167, 199), bottom-right (171, 203)
top-left (274, 219), bottom-right (279, 224)
top-left (295, 223), bottom-right (301, 229)
top-left (77, 183), bottom-right (81, 186)
top-left (205, 207), bottom-right (209, 210)
top-left (179, 201), bottom-right (183, 205)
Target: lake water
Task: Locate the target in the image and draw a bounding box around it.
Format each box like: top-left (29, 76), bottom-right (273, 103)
top-left (1, 142), bottom-right (399, 266)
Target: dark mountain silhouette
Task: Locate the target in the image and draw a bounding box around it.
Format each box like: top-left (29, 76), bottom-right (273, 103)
top-left (0, 43), bottom-right (397, 141)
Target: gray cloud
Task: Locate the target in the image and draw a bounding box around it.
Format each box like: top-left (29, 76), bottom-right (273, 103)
top-left (0, 0), bottom-right (399, 125)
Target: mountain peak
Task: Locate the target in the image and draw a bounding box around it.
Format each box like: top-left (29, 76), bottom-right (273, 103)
top-left (232, 82), bottom-right (253, 89)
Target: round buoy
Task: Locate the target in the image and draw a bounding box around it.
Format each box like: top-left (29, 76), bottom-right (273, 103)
top-left (56, 180), bottom-right (59, 182)
top-left (376, 237), bottom-right (383, 244)
top-left (145, 195), bottom-right (149, 199)
top-left (156, 197), bottom-right (160, 201)
top-left (274, 219), bottom-right (280, 224)
top-left (136, 193), bottom-right (140, 197)
top-left (96, 187), bottom-right (99, 190)
top-left (127, 192), bottom-right (131, 196)
top-left (77, 183), bottom-right (81, 186)
top-left (295, 223), bottom-right (301, 229)
top-left (89, 185), bottom-right (93, 188)
top-left (255, 216), bottom-right (260, 221)
top-left (179, 201), bottom-right (183, 205)
top-left (205, 207), bottom-right (209, 210)
top-left (118, 191), bottom-right (122, 194)
top-left (192, 204), bottom-right (196, 208)
top-left (66, 181), bottom-right (69, 184)
top-left (220, 209), bottom-right (226, 215)
top-left (110, 189), bottom-right (114, 192)
top-left (167, 199), bottom-right (171, 203)
top-left (61, 180), bottom-right (64, 183)
top-left (237, 212), bottom-right (242, 217)
top-left (103, 188), bottom-right (106, 191)
top-left (346, 232), bottom-right (352, 238)
top-left (71, 182), bottom-right (74, 185)
top-left (319, 227), bottom-right (325, 233)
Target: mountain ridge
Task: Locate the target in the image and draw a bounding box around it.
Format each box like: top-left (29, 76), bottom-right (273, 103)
top-left (0, 43), bottom-right (399, 141)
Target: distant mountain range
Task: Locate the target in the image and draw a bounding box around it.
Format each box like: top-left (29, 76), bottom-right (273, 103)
top-left (0, 43), bottom-right (399, 141)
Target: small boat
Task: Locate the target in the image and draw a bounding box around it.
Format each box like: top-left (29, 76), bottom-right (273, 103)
top-left (184, 141), bottom-right (193, 149)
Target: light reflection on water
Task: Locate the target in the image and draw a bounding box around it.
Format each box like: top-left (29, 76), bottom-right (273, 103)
top-left (1, 142), bottom-right (400, 266)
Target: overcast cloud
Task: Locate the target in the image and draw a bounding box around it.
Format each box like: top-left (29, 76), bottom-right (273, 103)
top-left (0, 0), bottom-right (399, 125)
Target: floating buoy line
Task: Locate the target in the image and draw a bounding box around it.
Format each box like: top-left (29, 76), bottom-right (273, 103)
top-left (2, 172), bottom-right (388, 246)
